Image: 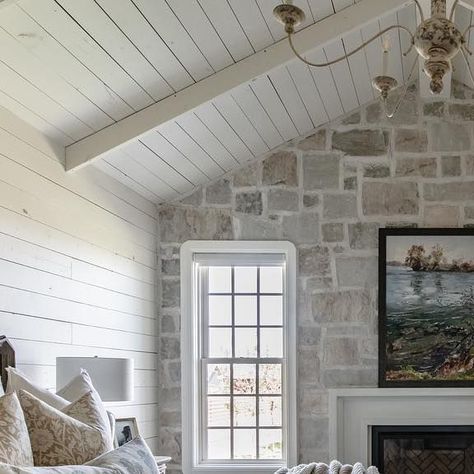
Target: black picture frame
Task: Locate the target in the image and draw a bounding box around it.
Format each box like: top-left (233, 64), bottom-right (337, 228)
top-left (379, 227), bottom-right (474, 387)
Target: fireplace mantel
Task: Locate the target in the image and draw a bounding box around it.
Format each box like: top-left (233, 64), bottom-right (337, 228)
top-left (328, 388), bottom-right (474, 466)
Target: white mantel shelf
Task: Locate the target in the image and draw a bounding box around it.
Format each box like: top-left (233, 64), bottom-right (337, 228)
top-left (328, 388), bottom-right (474, 466)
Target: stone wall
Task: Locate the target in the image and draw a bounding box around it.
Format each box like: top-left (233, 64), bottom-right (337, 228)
top-left (157, 81), bottom-right (474, 473)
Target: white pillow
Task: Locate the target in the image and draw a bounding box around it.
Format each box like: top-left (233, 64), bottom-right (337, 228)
top-left (0, 382), bottom-right (4, 397)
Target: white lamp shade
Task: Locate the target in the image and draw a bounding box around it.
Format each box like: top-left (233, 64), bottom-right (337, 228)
top-left (56, 357), bottom-right (134, 402)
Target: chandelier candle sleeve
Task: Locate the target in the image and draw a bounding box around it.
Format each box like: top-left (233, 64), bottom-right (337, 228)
top-left (382, 35), bottom-right (391, 76)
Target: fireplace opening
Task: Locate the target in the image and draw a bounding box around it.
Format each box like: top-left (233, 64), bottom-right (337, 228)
top-left (372, 426), bottom-right (474, 474)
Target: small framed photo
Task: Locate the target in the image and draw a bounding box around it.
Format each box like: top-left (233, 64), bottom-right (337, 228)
top-left (114, 417), bottom-right (139, 447)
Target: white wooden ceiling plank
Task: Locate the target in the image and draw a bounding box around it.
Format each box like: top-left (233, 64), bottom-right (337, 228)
top-left (227, 0), bottom-right (274, 52)
top-left (378, 13), bottom-right (404, 84)
top-left (305, 49), bottom-right (344, 119)
top-left (361, 21), bottom-right (383, 83)
top-left (397, 5), bottom-right (418, 83)
top-left (268, 66), bottom-right (314, 135)
top-left (462, 7), bottom-right (474, 87)
top-left (342, 30), bottom-right (375, 105)
top-left (19, 0), bottom-right (154, 111)
top-left (95, 0), bottom-right (193, 93)
top-left (324, 40), bottom-right (359, 113)
top-left (176, 113), bottom-right (239, 172)
top-left (57, 0), bottom-right (176, 101)
top-left (165, 0), bottom-right (233, 72)
top-left (0, 59), bottom-right (92, 141)
top-left (0, 6), bottom-right (132, 122)
top-left (332, 0), bottom-right (354, 11)
top-left (307, 0), bottom-right (334, 21)
top-left (127, 140), bottom-right (193, 193)
top-left (158, 121), bottom-right (224, 178)
top-left (194, 101), bottom-right (253, 163)
top-left (132, 0), bottom-right (213, 82)
top-left (198, 0), bottom-right (254, 61)
top-left (210, 96), bottom-right (268, 159)
top-left (93, 159), bottom-right (163, 203)
top-left (230, 84), bottom-right (282, 150)
top-left (0, 26), bottom-right (112, 132)
top-left (250, 75), bottom-right (299, 142)
top-left (139, 130), bottom-right (209, 184)
top-left (0, 89), bottom-right (72, 146)
top-left (105, 151), bottom-right (175, 201)
top-left (452, 6), bottom-right (469, 85)
top-left (286, 60), bottom-right (329, 128)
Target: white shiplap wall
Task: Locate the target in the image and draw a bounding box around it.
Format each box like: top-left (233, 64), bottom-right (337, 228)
top-left (0, 106), bottom-right (159, 451)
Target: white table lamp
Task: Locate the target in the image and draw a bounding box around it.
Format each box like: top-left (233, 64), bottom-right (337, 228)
top-left (56, 357), bottom-right (134, 402)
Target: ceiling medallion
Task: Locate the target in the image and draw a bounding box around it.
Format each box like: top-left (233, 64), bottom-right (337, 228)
top-left (274, 0), bottom-right (470, 117)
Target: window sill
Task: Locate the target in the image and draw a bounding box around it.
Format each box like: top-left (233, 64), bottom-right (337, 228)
top-left (190, 463), bottom-right (285, 474)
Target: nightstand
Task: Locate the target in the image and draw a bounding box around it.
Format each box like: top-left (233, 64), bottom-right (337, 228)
top-left (154, 456), bottom-right (171, 473)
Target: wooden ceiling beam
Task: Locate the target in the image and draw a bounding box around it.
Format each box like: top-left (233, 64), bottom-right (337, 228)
top-left (65, 0), bottom-right (412, 172)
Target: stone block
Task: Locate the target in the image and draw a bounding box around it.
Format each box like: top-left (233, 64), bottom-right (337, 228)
top-left (395, 157), bottom-right (437, 177)
top-left (424, 182), bottom-right (474, 201)
top-left (335, 257), bottom-right (378, 287)
top-left (235, 191), bottom-right (262, 215)
top-left (299, 417), bottom-right (328, 450)
top-left (234, 163), bottom-right (259, 187)
top-left (162, 258), bottom-right (180, 276)
top-left (160, 336), bottom-right (180, 359)
top-left (394, 129), bottom-right (428, 153)
top-left (322, 368), bottom-right (377, 388)
top-left (167, 361), bottom-right (181, 383)
top-left (424, 101), bottom-right (444, 117)
top-left (268, 189), bottom-right (299, 211)
top-left (465, 206), bottom-right (474, 219)
top-left (332, 129), bottom-right (389, 156)
top-left (206, 178), bottom-right (232, 204)
top-left (449, 103), bottom-right (474, 121)
top-left (303, 194), bottom-right (320, 208)
top-left (159, 206), bottom-right (233, 242)
top-left (162, 279), bottom-right (180, 308)
top-left (323, 194), bottom-right (357, 219)
top-left (348, 222), bottom-right (378, 249)
top-left (441, 155), bottom-right (461, 177)
top-left (306, 276), bottom-right (333, 291)
top-left (341, 112), bottom-right (360, 125)
top-left (323, 337), bottom-right (359, 366)
top-left (466, 156), bottom-right (474, 175)
top-left (180, 188), bottom-right (203, 206)
top-left (366, 102), bottom-right (382, 123)
top-left (362, 182), bottom-right (419, 215)
top-left (312, 289), bottom-right (374, 323)
top-left (303, 154), bottom-right (340, 190)
top-left (282, 213), bottom-right (320, 244)
top-left (298, 325), bottom-right (321, 347)
top-left (344, 176), bottom-right (357, 190)
top-left (424, 205), bottom-right (460, 227)
top-left (299, 388), bottom-right (328, 416)
top-left (297, 129), bottom-right (326, 151)
top-left (262, 151), bottom-right (297, 186)
top-left (322, 223), bottom-right (344, 242)
top-left (363, 164), bottom-right (390, 178)
top-left (233, 215), bottom-right (282, 240)
top-left (159, 428), bottom-right (182, 462)
top-left (299, 246), bottom-right (331, 276)
top-left (298, 348), bottom-right (320, 383)
top-left (431, 122), bottom-right (470, 151)
top-left (161, 314), bottom-right (176, 334)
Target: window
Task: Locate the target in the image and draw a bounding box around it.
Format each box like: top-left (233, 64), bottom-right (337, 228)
top-left (181, 241), bottom-right (297, 474)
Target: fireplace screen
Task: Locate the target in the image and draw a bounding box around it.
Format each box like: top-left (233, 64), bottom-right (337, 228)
top-left (372, 426), bottom-right (474, 474)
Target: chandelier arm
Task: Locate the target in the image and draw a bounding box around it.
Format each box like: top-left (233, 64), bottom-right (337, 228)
top-left (462, 24), bottom-right (474, 38)
top-left (464, 43), bottom-right (473, 56)
top-left (412, 0), bottom-right (425, 22)
top-left (449, 0), bottom-right (459, 21)
top-left (287, 25), bottom-right (415, 68)
top-left (461, 48), bottom-right (474, 88)
top-left (383, 54), bottom-right (419, 119)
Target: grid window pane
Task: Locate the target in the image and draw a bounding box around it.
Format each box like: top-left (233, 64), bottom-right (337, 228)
top-left (234, 396), bottom-right (256, 427)
top-left (209, 295), bottom-right (232, 325)
top-left (234, 429), bottom-right (256, 459)
top-left (233, 364), bottom-right (256, 394)
top-left (260, 328), bottom-right (283, 357)
top-left (209, 328), bottom-right (232, 357)
top-left (234, 266), bottom-right (257, 293)
top-left (208, 396), bottom-right (230, 427)
top-left (235, 328), bottom-right (257, 357)
top-left (209, 267), bottom-right (231, 293)
top-left (259, 364), bottom-right (282, 394)
top-left (260, 295), bottom-right (283, 325)
top-left (259, 429), bottom-right (282, 459)
top-left (208, 429), bottom-right (231, 459)
top-left (260, 267), bottom-right (283, 293)
top-left (235, 296), bottom-right (257, 325)
top-left (207, 364), bottom-right (230, 394)
top-left (260, 397), bottom-right (282, 426)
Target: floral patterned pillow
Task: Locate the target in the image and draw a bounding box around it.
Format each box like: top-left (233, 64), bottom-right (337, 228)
top-left (18, 390), bottom-right (110, 467)
top-left (0, 393), bottom-right (34, 466)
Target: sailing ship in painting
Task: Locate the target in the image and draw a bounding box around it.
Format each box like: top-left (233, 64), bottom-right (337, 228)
top-left (385, 235), bottom-right (474, 382)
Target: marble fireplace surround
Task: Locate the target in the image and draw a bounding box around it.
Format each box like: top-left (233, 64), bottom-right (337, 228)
top-left (328, 388), bottom-right (474, 466)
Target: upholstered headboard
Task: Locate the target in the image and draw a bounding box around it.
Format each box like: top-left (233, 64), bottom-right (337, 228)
top-left (0, 336), bottom-right (15, 391)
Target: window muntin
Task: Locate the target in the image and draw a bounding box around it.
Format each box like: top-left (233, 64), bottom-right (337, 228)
top-left (200, 264), bottom-right (285, 463)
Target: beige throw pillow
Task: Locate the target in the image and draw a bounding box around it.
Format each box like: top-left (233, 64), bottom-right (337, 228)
top-left (18, 390), bottom-right (111, 466)
top-left (0, 393), bottom-right (34, 466)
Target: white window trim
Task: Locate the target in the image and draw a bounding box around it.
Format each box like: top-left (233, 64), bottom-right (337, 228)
top-left (181, 240), bottom-right (297, 474)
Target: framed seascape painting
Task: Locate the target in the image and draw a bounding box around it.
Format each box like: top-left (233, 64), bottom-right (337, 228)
top-left (379, 228), bottom-right (474, 387)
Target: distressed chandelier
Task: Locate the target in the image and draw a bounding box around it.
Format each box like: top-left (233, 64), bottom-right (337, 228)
top-left (274, 0), bottom-right (473, 117)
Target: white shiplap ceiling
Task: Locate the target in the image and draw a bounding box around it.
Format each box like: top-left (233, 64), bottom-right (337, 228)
top-left (0, 0), bottom-right (469, 202)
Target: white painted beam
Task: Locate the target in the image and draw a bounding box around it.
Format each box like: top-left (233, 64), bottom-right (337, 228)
top-left (65, 0), bottom-right (412, 171)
